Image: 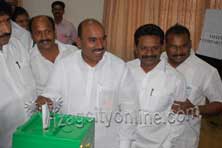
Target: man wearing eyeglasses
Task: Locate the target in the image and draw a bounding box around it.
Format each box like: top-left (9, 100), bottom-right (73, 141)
top-left (127, 24), bottom-right (187, 148)
top-left (162, 24), bottom-right (222, 148)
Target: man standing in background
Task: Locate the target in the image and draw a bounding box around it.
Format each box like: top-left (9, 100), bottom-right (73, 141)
top-left (29, 15), bottom-right (77, 96)
top-left (51, 1), bottom-right (77, 45)
top-left (162, 24), bottom-right (222, 148)
top-left (12, 6), bottom-right (30, 31)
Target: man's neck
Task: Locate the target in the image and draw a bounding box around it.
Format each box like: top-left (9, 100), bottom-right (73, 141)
top-left (38, 44), bottom-right (59, 63)
top-left (81, 53), bottom-right (100, 68)
top-left (54, 17), bottom-right (63, 24)
top-left (168, 60), bottom-right (179, 68)
top-left (141, 60), bottom-right (160, 73)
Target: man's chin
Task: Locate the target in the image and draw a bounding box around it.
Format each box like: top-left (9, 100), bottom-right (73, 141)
top-left (174, 57), bottom-right (186, 63)
top-left (93, 50), bottom-right (105, 57)
top-left (0, 38), bottom-right (10, 46)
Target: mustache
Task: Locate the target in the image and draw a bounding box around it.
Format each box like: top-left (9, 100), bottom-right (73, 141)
top-left (0, 33), bottom-right (11, 38)
top-left (92, 48), bottom-right (105, 52)
top-left (141, 55), bottom-right (158, 60)
top-left (39, 39), bottom-right (52, 44)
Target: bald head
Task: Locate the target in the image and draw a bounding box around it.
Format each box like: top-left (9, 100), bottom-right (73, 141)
top-left (78, 18), bottom-right (104, 38)
top-left (29, 15), bottom-right (55, 34)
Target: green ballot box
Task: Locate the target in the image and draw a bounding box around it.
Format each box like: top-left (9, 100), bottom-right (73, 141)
top-left (12, 113), bottom-right (95, 148)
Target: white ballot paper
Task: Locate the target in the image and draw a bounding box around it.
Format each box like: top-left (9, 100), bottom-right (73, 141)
top-left (42, 104), bottom-right (50, 130)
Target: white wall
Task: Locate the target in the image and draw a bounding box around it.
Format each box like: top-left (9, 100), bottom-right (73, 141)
top-left (22, 0), bottom-right (104, 28)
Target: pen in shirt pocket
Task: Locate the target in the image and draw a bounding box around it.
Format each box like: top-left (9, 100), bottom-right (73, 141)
top-left (16, 61), bottom-right (21, 69)
top-left (150, 88), bottom-right (154, 96)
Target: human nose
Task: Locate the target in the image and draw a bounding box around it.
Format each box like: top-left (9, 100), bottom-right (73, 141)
top-left (0, 22), bottom-right (10, 35)
top-left (96, 38), bottom-right (104, 49)
top-left (40, 32), bottom-right (47, 39)
top-left (144, 48), bottom-right (154, 55)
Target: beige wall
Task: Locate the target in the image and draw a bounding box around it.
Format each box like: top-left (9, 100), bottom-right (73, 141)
top-left (22, 0), bottom-right (104, 28)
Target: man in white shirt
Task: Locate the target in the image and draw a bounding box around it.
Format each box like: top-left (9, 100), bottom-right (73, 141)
top-left (163, 24), bottom-right (222, 148)
top-left (29, 15), bottom-right (77, 95)
top-left (127, 24), bottom-right (187, 148)
top-left (11, 20), bottom-right (33, 52)
top-left (36, 18), bottom-right (138, 148)
top-left (0, 1), bottom-right (36, 148)
top-left (51, 1), bottom-right (77, 45)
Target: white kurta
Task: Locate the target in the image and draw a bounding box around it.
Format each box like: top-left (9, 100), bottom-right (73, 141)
top-left (127, 59), bottom-right (187, 148)
top-left (42, 50), bottom-right (138, 148)
top-left (0, 37), bottom-right (36, 148)
top-left (11, 21), bottom-right (33, 53)
top-left (161, 51), bottom-right (222, 148)
top-left (30, 40), bottom-right (77, 96)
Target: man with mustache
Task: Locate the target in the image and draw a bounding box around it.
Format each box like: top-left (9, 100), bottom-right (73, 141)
top-left (36, 18), bottom-right (138, 148)
top-left (127, 24), bottom-right (187, 148)
top-left (51, 1), bottom-right (77, 45)
top-left (161, 24), bottom-right (222, 148)
top-left (0, 1), bottom-right (36, 148)
top-left (29, 15), bottom-right (77, 96)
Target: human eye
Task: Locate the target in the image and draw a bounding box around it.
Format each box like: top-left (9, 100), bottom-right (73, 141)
top-left (152, 46), bottom-right (161, 50)
top-left (182, 42), bottom-right (189, 49)
top-left (138, 46), bottom-right (147, 50)
top-left (88, 37), bottom-right (97, 43)
top-left (34, 31), bottom-right (41, 36)
top-left (46, 29), bottom-right (53, 34)
top-left (166, 44), bottom-right (176, 50)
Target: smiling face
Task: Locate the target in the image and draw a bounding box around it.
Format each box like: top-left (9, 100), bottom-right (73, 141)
top-left (31, 16), bottom-right (56, 50)
top-left (136, 35), bottom-right (162, 72)
top-left (165, 33), bottom-right (191, 67)
top-left (77, 21), bottom-right (106, 67)
top-left (0, 14), bottom-right (11, 49)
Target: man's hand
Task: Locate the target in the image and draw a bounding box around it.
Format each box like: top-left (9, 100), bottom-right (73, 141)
top-left (171, 99), bottom-right (195, 115)
top-left (35, 96), bottom-right (53, 111)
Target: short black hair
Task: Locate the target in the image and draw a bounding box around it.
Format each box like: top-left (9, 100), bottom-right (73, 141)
top-left (11, 6), bottom-right (29, 21)
top-left (78, 18), bottom-right (104, 38)
top-left (134, 24), bottom-right (164, 46)
top-left (0, 1), bottom-right (12, 17)
top-left (29, 15), bottom-right (55, 34)
top-left (165, 24), bottom-right (191, 43)
top-left (51, 1), bottom-right (65, 9)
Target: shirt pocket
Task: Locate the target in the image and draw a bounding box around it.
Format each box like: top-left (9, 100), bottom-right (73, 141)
top-left (96, 83), bottom-right (116, 111)
top-left (187, 85), bottom-right (202, 105)
top-left (146, 89), bottom-right (173, 113)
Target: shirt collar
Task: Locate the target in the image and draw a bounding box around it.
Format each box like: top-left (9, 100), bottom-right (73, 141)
top-left (137, 57), bottom-right (167, 74)
top-left (160, 49), bottom-right (195, 69)
top-left (30, 40), bottom-right (62, 59)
